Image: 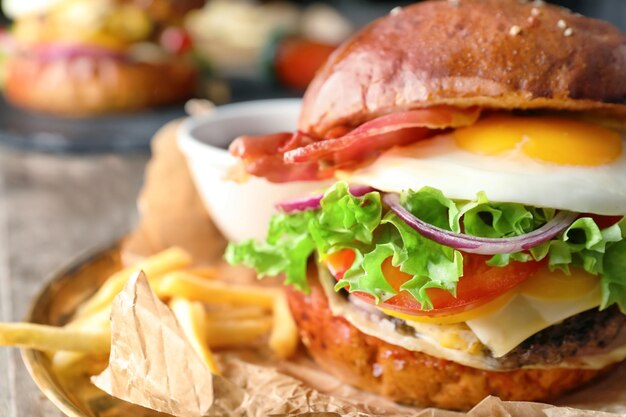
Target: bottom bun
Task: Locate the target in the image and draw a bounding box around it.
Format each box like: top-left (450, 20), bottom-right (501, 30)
top-left (285, 276), bottom-right (610, 410)
top-left (3, 55), bottom-right (197, 116)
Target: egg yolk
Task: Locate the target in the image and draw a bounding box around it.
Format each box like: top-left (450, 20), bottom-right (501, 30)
top-left (454, 115), bottom-right (622, 166)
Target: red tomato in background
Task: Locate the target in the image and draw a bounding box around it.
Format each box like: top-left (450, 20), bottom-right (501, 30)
top-left (274, 38), bottom-right (336, 91)
top-left (325, 249), bottom-right (541, 317)
top-left (160, 27), bottom-right (193, 54)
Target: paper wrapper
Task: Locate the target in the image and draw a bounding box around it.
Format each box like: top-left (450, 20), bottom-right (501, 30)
top-left (123, 120), bottom-right (227, 265)
top-left (100, 121), bottom-right (626, 416)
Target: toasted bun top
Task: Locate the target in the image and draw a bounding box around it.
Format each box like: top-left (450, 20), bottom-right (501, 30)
top-left (298, 0), bottom-right (626, 135)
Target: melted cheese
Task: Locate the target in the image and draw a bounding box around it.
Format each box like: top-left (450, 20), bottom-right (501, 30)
top-left (379, 292), bottom-right (514, 325)
top-left (466, 287), bottom-right (601, 357)
top-left (465, 268), bottom-right (604, 357)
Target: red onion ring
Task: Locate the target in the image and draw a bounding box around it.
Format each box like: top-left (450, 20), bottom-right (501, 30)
top-left (276, 185), bottom-right (376, 213)
top-left (383, 193), bottom-right (578, 255)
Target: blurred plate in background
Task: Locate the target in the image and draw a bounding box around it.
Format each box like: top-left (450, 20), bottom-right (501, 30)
top-left (0, 78), bottom-right (300, 154)
top-left (0, 97), bottom-right (186, 154)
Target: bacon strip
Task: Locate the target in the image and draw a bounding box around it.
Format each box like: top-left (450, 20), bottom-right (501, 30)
top-left (230, 106), bottom-right (480, 183)
top-left (230, 132), bottom-right (292, 159)
top-left (230, 132), bottom-right (329, 182)
top-left (284, 106), bottom-right (480, 164)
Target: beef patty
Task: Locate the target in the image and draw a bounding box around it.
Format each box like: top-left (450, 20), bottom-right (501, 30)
top-left (499, 306), bottom-right (626, 368)
top-left (386, 305), bottom-right (626, 369)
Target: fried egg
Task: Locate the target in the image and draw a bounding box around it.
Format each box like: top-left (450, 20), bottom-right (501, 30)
top-left (340, 115), bottom-right (626, 215)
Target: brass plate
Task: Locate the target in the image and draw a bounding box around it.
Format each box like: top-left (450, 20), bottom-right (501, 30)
top-left (20, 243), bottom-right (169, 417)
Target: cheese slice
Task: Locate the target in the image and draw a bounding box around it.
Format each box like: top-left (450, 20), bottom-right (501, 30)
top-left (465, 267), bottom-right (603, 357)
top-left (466, 286), bottom-right (601, 357)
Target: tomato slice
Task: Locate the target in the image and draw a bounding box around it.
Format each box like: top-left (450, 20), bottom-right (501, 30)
top-left (325, 249), bottom-right (541, 317)
top-left (585, 214), bottom-right (623, 229)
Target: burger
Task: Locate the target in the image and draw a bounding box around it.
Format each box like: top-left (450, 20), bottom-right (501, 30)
top-left (1, 0), bottom-right (204, 116)
top-left (226, 0), bottom-right (626, 410)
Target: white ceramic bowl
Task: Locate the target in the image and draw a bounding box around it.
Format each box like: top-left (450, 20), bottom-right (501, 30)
top-left (178, 99), bottom-right (332, 242)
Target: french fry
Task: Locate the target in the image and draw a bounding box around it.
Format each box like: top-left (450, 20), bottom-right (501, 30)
top-left (51, 302), bottom-right (112, 371)
top-left (205, 318), bottom-right (272, 348)
top-left (77, 247), bottom-right (192, 317)
top-left (35, 245), bottom-right (299, 377)
top-left (156, 271), bottom-right (278, 309)
top-left (0, 323), bottom-right (109, 353)
top-left (65, 305), bottom-right (111, 331)
top-left (52, 351), bottom-right (91, 370)
top-left (51, 351), bottom-right (110, 378)
top-left (269, 292), bottom-right (299, 359)
top-left (169, 298), bottom-right (221, 375)
top-left (184, 267), bottom-right (218, 279)
top-left (205, 305), bottom-right (267, 321)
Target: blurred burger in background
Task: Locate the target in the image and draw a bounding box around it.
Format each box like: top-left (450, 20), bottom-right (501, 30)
top-left (185, 0), bottom-right (352, 92)
top-left (2, 0), bottom-right (205, 116)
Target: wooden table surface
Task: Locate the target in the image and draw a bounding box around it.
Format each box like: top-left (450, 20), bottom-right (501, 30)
top-left (0, 147), bottom-right (149, 416)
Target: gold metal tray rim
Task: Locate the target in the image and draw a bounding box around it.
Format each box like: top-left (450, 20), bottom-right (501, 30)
top-left (19, 241), bottom-right (122, 417)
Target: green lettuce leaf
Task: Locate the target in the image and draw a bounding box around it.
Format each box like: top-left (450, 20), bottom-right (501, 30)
top-left (227, 181), bottom-right (626, 311)
top-left (507, 217), bottom-right (626, 274)
top-left (308, 181), bottom-right (381, 253)
top-left (226, 182), bottom-right (381, 293)
top-left (601, 240), bottom-right (626, 313)
top-left (225, 210), bottom-right (316, 292)
top-left (384, 213), bottom-right (462, 308)
top-left (335, 240), bottom-right (398, 303)
top-left (401, 186), bottom-right (460, 232)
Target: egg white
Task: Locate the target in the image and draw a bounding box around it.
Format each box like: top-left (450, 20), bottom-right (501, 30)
top-left (339, 132), bottom-right (626, 215)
